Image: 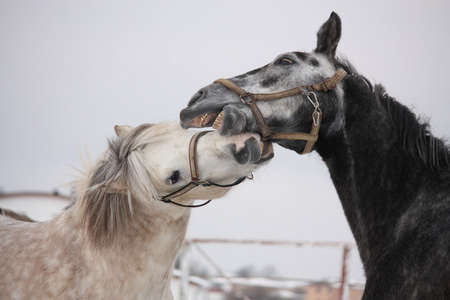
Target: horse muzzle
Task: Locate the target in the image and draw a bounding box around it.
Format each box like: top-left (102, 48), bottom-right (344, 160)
top-left (229, 133), bottom-right (274, 165)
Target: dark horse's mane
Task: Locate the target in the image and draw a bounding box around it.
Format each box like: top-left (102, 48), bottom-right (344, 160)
top-left (338, 57), bottom-right (450, 175)
top-left (377, 86), bottom-right (450, 174)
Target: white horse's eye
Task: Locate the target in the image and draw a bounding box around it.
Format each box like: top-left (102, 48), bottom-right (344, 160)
top-left (169, 171), bottom-right (180, 185)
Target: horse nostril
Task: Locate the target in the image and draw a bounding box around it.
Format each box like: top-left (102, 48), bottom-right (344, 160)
top-left (187, 90), bottom-right (205, 107)
top-left (231, 137), bottom-right (261, 165)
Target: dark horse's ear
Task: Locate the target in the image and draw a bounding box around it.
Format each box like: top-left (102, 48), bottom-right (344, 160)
top-left (315, 12), bottom-right (342, 58)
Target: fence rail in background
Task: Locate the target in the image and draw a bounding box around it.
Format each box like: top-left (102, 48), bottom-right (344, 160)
top-left (180, 238), bottom-right (357, 300)
top-left (0, 191), bottom-right (70, 201)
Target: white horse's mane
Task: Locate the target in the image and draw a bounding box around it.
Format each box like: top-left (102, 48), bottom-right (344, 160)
top-left (73, 123), bottom-right (165, 247)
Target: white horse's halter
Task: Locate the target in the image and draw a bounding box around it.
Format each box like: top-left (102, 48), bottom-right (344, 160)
top-left (159, 131), bottom-right (250, 208)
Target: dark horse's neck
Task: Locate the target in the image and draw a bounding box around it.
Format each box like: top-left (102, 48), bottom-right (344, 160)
top-left (315, 75), bottom-right (450, 274)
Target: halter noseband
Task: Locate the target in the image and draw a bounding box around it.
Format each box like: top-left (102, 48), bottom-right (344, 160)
top-left (213, 68), bottom-right (347, 155)
top-left (159, 130), bottom-right (249, 208)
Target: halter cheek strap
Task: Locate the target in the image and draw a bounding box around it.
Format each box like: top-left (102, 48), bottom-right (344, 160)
top-left (159, 130), bottom-right (249, 208)
top-left (213, 68), bottom-right (346, 155)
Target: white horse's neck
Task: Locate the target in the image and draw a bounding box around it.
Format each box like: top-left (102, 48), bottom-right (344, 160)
top-left (57, 201), bottom-right (191, 299)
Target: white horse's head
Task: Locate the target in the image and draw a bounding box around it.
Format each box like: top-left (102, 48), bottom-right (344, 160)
top-left (75, 122), bottom-right (273, 245)
top-left (0, 122), bottom-right (274, 299)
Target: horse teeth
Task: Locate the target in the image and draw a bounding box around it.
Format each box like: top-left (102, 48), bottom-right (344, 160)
top-left (198, 114), bottom-right (208, 127)
top-left (260, 141), bottom-right (273, 158)
top-left (212, 111), bottom-right (223, 130)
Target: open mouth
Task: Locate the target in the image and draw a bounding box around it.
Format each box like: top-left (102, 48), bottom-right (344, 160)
top-left (187, 111), bottom-right (274, 161)
top-left (186, 112), bottom-right (221, 128)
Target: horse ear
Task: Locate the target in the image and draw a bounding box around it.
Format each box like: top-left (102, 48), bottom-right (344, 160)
top-left (315, 12), bottom-right (342, 58)
top-left (114, 125), bottom-right (133, 138)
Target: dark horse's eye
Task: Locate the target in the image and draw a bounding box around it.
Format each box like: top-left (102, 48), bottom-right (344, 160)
top-left (169, 171), bottom-right (180, 185)
top-left (278, 58), bottom-right (294, 65)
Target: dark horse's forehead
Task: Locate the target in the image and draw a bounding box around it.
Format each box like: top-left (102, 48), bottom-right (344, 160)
top-left (234, 51), bottom-right (322, 81)
top-left (294, 52), bottom-right (321, 67)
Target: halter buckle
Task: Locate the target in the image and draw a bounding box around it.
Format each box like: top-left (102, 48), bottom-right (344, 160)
top-left (240, 93), bottom-right (255, 105)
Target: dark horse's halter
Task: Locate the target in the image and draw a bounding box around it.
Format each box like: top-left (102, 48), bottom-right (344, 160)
top-left (214, 68), bottom-right (347, 155)
top-left (159, 130), bottom-right (249, 208)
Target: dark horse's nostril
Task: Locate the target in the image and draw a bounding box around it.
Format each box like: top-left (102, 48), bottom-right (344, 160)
top-left (187, 90), bottom-right (205, 107)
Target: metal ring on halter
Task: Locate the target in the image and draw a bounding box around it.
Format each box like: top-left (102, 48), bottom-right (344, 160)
top-left (307, 92), bottom-right (319, 108)
top-left (312, 109), bottom-right (321, 126)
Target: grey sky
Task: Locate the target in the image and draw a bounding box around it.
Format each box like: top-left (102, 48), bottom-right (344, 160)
top-left (1, 1), bottom-right (449, 282)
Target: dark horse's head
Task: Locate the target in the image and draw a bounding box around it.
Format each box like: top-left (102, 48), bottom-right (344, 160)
top-left (180, 12), bottom-right (351, 154)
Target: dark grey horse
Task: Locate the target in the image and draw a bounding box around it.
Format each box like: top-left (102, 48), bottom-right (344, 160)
top-left (180, 12), bottom-right (450, 300)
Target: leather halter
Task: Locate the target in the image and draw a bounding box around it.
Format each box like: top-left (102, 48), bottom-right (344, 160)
top-left (159, 130), bottom-right (248, 208)
top-left (214, 68), bottom-right (347, 155)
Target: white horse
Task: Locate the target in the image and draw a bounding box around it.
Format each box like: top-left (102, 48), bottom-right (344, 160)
top-left (0, 122), bottom-right (273, 300)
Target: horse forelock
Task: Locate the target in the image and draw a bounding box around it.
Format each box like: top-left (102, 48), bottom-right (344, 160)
top-left (76, 123), bottom-right (161, 246)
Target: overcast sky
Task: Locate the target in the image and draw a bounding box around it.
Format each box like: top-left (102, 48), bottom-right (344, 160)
top-left (1, 1), bottom-right (449, 283)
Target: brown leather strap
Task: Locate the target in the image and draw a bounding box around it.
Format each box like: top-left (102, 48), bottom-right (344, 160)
top-left (251, 86), bottom-right (305, 101)
top-left (214, 79), bottom-right (306, 102)
top-left (213, 79), bottom-right (278, 141)
top-left (189, 130), bottom-right (210, 181)
top-left (307, 68), bottom-right (347, 92)
top-left (300, 108), bottom-right (322, 154)
top-left (270, 107), bottom-right (322, 154)
top-left (271, 132), bottom-right (318, 142)
top-left (247, 101), bottom-right (272, 141)
top-left (214, 78), bottom-right (249, 98)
